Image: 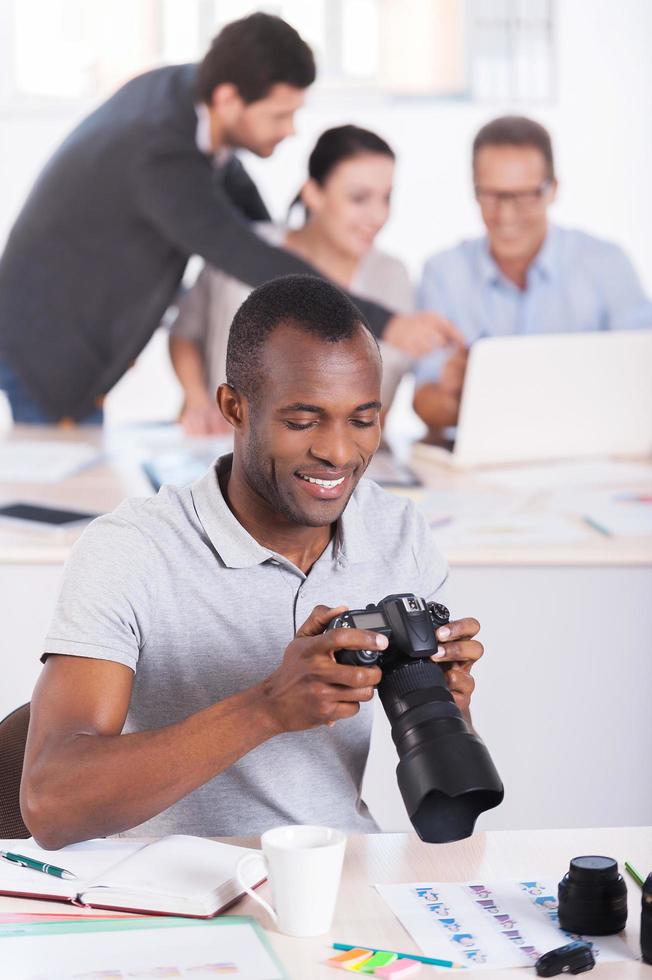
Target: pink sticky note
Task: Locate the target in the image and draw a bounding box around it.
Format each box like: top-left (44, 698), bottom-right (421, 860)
top-left (374, 959), bottom-right (422, 978)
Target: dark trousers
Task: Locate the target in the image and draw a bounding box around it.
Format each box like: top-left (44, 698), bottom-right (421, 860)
top-left (0, 359), bottom-right (103, 425)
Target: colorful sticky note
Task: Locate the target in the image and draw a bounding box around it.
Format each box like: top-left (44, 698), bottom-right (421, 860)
top-left (374, 959), bottom-right (422, 978)
top-left (327, 948), bottom-right (374, 970)
top-left (357, 950), bottom-right (398, 972)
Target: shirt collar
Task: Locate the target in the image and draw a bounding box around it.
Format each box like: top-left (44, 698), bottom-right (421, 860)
top-left (194, 103), bottom-right (233, 167)
top-left (335, 482), bottom-right (377, 566)
top-left (191, 456), bottom-right (273, 568)
top-left (190, 455), bottom-right (372, 570)
top-left (529, 225), bottom-right (557, 281)
top-left (478, 224), bottom-right (557, 287)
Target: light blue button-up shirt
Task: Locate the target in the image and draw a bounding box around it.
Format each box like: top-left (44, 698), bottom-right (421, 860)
top-left (414, 224), bottom-right (652, 385)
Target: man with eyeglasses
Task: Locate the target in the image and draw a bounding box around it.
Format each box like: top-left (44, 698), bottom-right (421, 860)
top-left (412, 115), bottom-right (652, 434)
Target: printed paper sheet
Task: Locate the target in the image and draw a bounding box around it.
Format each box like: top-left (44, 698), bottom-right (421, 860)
top-left (375, 877), bottom-right (634, 970)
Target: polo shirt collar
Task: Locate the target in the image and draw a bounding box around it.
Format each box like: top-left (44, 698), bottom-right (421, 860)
top-left (191, 457), bottom-right (273, 568)
top-left (190, 456), bottom-right (373, 570)
top-left (335, 484), bottom-right (376, 566)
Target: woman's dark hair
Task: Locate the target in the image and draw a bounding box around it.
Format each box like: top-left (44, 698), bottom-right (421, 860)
top-left (197, 12), bottom-right (315, 105)
top-left (291, 124), bottom-right (395, 212)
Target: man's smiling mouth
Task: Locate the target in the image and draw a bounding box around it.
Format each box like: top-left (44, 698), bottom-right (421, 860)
top-left (298, 474), bottom-right (345, 488)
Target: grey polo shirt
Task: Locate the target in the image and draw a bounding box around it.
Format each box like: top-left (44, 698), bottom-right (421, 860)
top-left (44, 456), bottom-right (448, 838)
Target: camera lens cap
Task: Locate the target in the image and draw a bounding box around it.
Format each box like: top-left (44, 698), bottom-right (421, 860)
top-left (568, 856), bottom-right (619, 882)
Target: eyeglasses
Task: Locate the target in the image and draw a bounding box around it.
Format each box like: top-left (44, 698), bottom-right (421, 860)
top-left (474, 180), bottom-right (552, 211)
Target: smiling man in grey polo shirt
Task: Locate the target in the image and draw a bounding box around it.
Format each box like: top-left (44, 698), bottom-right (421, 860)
top-left (22, 275), bottom-right (483, 849)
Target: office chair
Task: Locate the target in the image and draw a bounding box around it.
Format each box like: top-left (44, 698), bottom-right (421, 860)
top-left (0, 703), bottom-right (31, 838)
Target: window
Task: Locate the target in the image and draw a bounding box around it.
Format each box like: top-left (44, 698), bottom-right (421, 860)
top-left (0, 0), bottom-right (555, 110)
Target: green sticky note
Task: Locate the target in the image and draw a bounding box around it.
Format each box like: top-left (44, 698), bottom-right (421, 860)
top-left (357, 951), bottom-right (397, 972)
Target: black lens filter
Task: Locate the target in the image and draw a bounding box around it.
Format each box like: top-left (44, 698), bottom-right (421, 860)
top-left (558, 856), bottom-right (627, 935)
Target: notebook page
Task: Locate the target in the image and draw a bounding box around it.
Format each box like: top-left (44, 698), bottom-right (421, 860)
top-left (0, 838), bottom-right (140, 900)
top-left (83, 835), bottom-right (264, 905)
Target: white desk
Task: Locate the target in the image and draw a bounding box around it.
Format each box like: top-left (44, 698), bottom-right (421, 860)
top-left (1, 426), bottom-right (651, 833)
top-left (1, 828), bottom-right (651, 978)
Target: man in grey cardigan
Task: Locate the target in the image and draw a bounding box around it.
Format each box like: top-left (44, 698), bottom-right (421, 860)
top-left (0, 13), bottom-right (459, 424)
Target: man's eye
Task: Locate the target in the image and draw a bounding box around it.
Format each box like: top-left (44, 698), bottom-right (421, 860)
top-left (351, 418), bottom-right (377, 428)
top-left (285, 420), bottom-right (316, 430)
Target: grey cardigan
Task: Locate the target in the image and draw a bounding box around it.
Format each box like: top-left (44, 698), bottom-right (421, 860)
top-left (0, 64), bottom-right (391, 420)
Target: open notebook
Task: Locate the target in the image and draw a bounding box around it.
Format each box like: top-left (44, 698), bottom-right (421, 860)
top-left (0, 834), bottom-right (265, 917)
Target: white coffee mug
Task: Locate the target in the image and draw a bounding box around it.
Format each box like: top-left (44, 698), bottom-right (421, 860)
top-left (236, 824), bottom-right (346, 937)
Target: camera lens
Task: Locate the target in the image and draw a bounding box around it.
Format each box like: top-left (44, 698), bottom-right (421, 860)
top-left (378, 659), bottom-right (503, 843)
top-left (558, 856), bottom-right (627, 935)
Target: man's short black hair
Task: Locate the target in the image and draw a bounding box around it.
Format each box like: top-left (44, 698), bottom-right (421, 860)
top-left (197, 13), bottom-right (316, 105)
top-left (473, 116), bottom-right (555, 180)
top-left (226, 275), bottom-right (376, 400)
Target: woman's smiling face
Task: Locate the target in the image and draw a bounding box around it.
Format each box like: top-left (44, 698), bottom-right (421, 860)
top-left (303, 152), bottom-right (395, 261)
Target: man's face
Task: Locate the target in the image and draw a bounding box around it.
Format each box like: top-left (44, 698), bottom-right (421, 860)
top-left (215, 83), bottom-right (305, 158)
top-left (238, 323), bottom-right (382, 528)
top-left (474, 144), bottom-right (557, 264)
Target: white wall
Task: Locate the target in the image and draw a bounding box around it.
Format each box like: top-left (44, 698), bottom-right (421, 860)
top-left (0, 0), bottom-right (651, 424)
top-left (244, 0), bottom-right (652, 288)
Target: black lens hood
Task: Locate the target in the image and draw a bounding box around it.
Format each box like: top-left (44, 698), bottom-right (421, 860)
top-left (397, 731), bottom-right (504, 843)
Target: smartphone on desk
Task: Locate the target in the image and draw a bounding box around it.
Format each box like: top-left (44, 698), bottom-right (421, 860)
top-left (0, 502), bottom-right (100, 534)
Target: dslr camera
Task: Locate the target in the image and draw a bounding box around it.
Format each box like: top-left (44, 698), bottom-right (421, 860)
top-left (327, 593), bottom-right (503, 844)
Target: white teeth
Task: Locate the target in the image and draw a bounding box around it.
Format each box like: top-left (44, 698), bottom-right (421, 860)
top-left (299, 475), bottom-right (345, 488)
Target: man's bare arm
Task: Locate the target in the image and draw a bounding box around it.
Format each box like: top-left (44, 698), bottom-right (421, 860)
top-left (21, 655), bottom-right (277, 850)
top-left (21, 607), bottom-right (384, 849)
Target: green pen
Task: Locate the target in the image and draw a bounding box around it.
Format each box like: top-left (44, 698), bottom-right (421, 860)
top-left (0, 850), bottom-right (77, 881)
top-left (625, 861), bottom-right (645, 889)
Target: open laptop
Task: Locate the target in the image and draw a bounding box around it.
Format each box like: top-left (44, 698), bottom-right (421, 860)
top-left (412, 330), bottom-right (652, 468)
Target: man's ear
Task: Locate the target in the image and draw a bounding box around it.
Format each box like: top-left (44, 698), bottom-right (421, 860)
top-left (547, 178), bottom-right (559, 205)
top-left (209, 83), bottom-right (243, 118)
top-left (217, 382), bottom-right (246, 431)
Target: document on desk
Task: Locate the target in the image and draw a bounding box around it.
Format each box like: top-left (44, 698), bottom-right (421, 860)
top-left (0, 440), bottom-right (102, 482)
top-left (375, 878), bottom-right (633, 970)
top-left (476, 458), bottom-right (652, 493)
top-left (0, 914), bottom-right (288, 980)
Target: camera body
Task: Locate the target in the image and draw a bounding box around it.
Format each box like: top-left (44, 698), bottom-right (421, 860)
top-left (329, 594), bottom-right (450, 670)
top-left (327, 592), bottom-right (504, 844)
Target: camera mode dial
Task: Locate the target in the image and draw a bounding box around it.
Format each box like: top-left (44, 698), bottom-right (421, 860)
top-left (428, 602), bottom-right (450, 627)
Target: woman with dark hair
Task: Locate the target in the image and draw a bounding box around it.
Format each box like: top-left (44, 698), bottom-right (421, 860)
top-left (169, 125), bottom-right (415, 433)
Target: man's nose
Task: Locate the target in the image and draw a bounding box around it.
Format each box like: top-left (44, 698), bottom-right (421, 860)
top-left (310, 425), bottom-right (355, 468)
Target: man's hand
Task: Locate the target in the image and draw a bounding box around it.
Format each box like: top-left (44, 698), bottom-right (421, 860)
top-left (430, 616), bottom-right (483, 718)
top-left (383, 312), bottom-right (464, 358)
top-left (260, 605), bottom-right (383, 734)
top-left (439, 345), bottom-right (468, 398)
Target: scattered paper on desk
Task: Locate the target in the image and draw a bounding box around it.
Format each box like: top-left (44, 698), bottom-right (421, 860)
top-left (477, 459), bottom-right (652, 493)
top-left (431, 513), bottom-right (590, 549)
top-left (0, 441), bottom-right (101, 482)
top-left (581, 499), bottom-right (652, 537)
top-left (0, 915), bottom-right (287, 980)
top-left (375, 878), bottom-right (633, 970)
